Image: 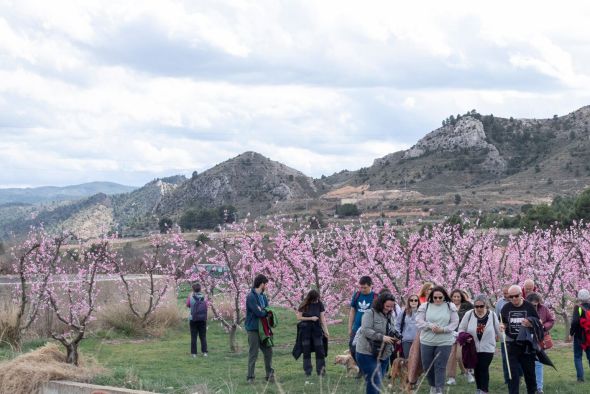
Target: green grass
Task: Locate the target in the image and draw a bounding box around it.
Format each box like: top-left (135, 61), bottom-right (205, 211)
top-left (1, 303), bottom-right (588, 393)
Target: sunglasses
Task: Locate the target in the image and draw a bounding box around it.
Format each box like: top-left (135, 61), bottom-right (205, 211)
top-left (474, 305), bottom-right (485, 308)
top-left (432, 296), bottom-right (444, 300)
top-left (409, 299), bottom-right (419, 302)
top-left (508, 294), bottom-right (521, 299)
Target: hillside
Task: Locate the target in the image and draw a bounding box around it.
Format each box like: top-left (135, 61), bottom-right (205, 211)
top-left (325, 107), bottom-right (590, 198)
top-left (157, 152), bottom-right (329, 218)
top-left (0, 182), bottom-right (136, 205)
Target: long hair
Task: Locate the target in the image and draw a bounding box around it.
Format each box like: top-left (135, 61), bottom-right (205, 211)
top-left (418, 282), bottom-right (434, 298)
top-left (450, 288), bottom-right (467, 304)
top-left (373, 292), bottom-right (396, 314)
top-left (427, 286), bottom-right (452, 303)
top-left (298, 289), bottom-right (320, 312)
top-left (403, 295), bottom-right (421, 316)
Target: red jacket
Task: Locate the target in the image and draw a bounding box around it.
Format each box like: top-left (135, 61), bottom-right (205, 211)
top-left (536, 303), bottom-right (555, 333)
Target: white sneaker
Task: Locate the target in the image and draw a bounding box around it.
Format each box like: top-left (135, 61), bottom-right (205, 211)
top-left (466, 372), bottom-right (475, 383)
top-left (203, 352), bottom-right (208, 357)
top-left (430, 387), bottom-right (437, 394)
top-left (447, 377), bottom-right (456, 385)
top-left (191, 354), bottom-right (196, 358)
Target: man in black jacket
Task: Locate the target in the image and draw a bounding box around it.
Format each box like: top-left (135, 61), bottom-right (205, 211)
top-left (568, 288), bottom-right (590, 382)
top-left (500, 285), bottom-right (539, 394)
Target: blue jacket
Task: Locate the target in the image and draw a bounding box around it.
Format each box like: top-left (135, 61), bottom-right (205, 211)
top-left (245, 288), bottom-right (268, 331)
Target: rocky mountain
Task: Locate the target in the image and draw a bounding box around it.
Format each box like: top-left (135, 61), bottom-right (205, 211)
top-left (326, 106), bottom-right (590, 196)
top-left (0, 182), bottom-right (136, 205)
top-left (157, 152), bottom-right (328, 217)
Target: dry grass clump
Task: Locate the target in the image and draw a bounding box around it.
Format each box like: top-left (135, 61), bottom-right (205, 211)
top-left (98, 304), bottom-right (184, 337)
top-left (0, 343), bottom-right (102, 394)
top-left (0, 302), bottom-right (20, 349)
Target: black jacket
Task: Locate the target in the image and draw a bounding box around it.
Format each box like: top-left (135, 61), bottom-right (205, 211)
top-left (292, 321), bottom-right (328, 360)
top-left (570, 303), bottom-right (590, 337)
top-left (516, 316), bottom-right (544, 354)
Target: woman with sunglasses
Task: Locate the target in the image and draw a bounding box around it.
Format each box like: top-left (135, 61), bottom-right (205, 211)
top-left (458, 294), bottom-right (500, 394)
top-left (395, 295), bottom-right (421, 358)
top-left (416, 286), bottom-right (459, 394)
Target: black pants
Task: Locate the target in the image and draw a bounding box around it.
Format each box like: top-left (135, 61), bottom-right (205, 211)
top-left (303, 352), bottom-right (326, 376)
top-left (507, 342), bottom-right (536, 394)
top-left (473, 352), bottom-right (494, 392)
top-left (189, 320), bottom-right (207, 354)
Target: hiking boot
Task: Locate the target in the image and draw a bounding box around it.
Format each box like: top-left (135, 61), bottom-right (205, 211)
top-left (265, 369), bottom-right (275, 383)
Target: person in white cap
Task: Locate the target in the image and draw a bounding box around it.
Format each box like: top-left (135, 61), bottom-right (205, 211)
top-left (569, 289), bottom-right (590, 382)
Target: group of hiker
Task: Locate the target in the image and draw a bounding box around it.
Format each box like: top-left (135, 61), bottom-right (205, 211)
top-left (185, 275), bottom-right (590, 394)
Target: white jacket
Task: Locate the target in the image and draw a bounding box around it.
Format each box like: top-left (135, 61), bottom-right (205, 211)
top-left (458, 309), bottom-right (500, 353)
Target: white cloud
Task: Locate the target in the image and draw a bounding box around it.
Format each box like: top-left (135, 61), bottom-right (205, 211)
top-left (1, 0), bottom-right (590, 187)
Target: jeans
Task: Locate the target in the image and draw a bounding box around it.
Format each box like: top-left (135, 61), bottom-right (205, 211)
top-left (473, 352), bottom-right (494, 392)
top-left (420, 344), bottom-right (452, 390)
top-left (356, 352), bottom-right (389, 394)
top-left (402, 341), bottom-right (413, 360)
top-left (189, 320), bottom-right (207, 354)
top-left (247, 330), bottom-right (273, 380)
top-left (535, 360), bottom-right (543, 390)
top-left (574, 335), bottom-right (590, 380)
top-left (507, 342), bottom-right (536, 394)
top-left (349, 330), bottom-right (357, 362)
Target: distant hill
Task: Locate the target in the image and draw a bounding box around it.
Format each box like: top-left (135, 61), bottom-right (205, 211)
top-left (157, 152), bottom-right (329, 218)
top-left (325, 106), bottom-right (590, 196)
top-left (0, 182), bottom-right (137, 205)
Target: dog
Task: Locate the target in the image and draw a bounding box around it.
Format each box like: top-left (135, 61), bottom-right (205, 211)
top-left (389, 357), bottom-right (412, 393)
top-left (334, 351), bottom-right (359, 377)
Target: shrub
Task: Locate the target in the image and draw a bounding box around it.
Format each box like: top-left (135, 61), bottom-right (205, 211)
top-left (97, 304), bottom-right (184, 337)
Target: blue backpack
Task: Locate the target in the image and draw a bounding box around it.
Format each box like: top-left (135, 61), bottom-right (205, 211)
top-left (190, 295), bottom-right (208, 321)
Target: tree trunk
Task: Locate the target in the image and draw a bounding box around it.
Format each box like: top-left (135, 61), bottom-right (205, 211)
top-left (560, 311), bottom-right (571, 341)
top-left (229, 324), bottom-right (238, 353)
top-left (65, 342), bottom-right (79, 365)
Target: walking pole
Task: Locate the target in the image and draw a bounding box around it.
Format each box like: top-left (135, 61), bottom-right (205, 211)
top-left (499, 314), bottom-right (512, 381)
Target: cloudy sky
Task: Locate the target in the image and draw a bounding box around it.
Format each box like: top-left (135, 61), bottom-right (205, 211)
top-left (1, 0), bottom-right (590, 187)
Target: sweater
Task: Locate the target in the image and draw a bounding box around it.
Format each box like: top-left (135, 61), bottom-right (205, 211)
top-left (395, 309), bottom-right (418, 343)
top-left (458, 309), bottom-right (500, 353)
top-left (416, 302), bottom-right (459, 346)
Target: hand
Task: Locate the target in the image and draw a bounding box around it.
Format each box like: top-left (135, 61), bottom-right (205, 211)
top-left (466, 337), bottom-right (473, 343)
top-left (310, 316), bottom-right (319, 322)
top-left (521, 319), bottom-right (532, 328)
top-left (382, 335), bottom-right (396, 344)
top-left (432, 326), bottom-right (444, 334)
top-left (499, 323), bottom-right (506, 333)
top-left (324, 332), bottom-right (330, 339)
top-left (567, 335), bottom-right (573, 343)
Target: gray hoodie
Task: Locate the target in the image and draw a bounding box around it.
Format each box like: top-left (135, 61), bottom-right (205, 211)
top-left (395, 309), bottom-right (418, 343)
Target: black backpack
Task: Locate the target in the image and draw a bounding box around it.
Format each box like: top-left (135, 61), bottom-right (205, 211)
top-left (190, 294), bottom-right (207, 321)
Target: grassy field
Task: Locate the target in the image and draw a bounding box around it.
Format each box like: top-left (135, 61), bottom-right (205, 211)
top-left (1, 292), bottom-right (588, 393)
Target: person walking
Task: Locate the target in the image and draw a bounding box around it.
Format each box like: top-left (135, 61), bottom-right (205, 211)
top-left (186, 283), bottom-right (208, 358)
top-left (355, 292), bottom-right (400, 394)
top-left (500, 285), bottom-right (539, 394)
top-left (396, 295), bottom-right (420, 358)
top-left (458, 294), bottom-right (500, 394)
top-left (496, 284), bottom-right (512, 385)
top-left (526, 292), bottom-right (555, 394)
top-left (568, 289), bottom-right (590, 382)
top-left (295, 289), bottom-right (330, 377)
top-left (245, 274), bottom-right (274, 383)
top-left (416, 285), bottom-right (459, 394)
top-left (447, 288), bottom-right (474, 385)
top-left (348, 276), bottom-right (376, 364)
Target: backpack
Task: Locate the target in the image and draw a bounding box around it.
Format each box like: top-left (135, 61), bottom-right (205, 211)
top-left (190, 294), bottom-right (208, 321)
top-left (578, 306), bottom-right (590, 350)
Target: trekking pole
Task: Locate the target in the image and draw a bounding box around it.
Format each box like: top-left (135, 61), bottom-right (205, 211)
top-left (499, 314), bottom-right (512, 381)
